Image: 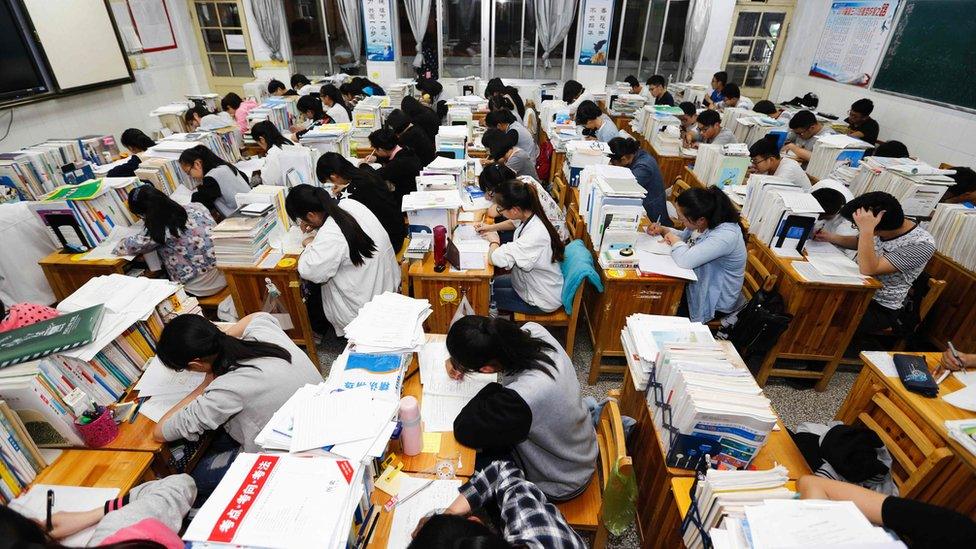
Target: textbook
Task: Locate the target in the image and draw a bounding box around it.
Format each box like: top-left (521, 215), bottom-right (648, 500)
top-left (805, 134), bottom-right (872, 181)
top-left (0, 400), bottom-right (47, 503)
top-left (693, 144), bottom-right (751, 189)
top-left (0, 305), bottom-right (105, 368)
top-left (29, 178), bottom-right (140, 249)
top-left (927, 203), bottom-right (976, 270)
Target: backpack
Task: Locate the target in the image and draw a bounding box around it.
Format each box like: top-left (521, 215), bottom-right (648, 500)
top-left (536, 139), bottom-right (554, 182)
top-left (717, 287), bottom-right (793, 360)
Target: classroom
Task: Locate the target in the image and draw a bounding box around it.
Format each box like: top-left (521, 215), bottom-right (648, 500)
top-left (0, 0), bottom-right (975, 547)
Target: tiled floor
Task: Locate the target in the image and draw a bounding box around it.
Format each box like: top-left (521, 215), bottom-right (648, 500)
top-left (313, 324), bottom-right (853, 548)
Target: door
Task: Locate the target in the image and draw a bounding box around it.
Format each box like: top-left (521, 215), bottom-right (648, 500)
top-left (188, 0), bottom-right (256, 96)
top-left (721, 2), bottom-right (794, 100)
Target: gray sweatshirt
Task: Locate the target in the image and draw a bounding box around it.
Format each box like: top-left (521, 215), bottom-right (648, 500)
top-left (90, 474), bottom-right (196, 545)
top-left (161, 313), bottom-right (323, 452)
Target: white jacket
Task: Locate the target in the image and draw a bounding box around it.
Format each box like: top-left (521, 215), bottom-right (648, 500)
top-left (261, 145), bottom-right (284, 187)
top-left (297, 199), bottom-right (401, 335)
top-left (491, 215), bottom-right (564, 312)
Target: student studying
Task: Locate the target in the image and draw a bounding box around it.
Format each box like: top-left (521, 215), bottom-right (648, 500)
top-left (480, 128), bottom-right (538, 179)
top-left (365, 128), bottom-right (423, 199)
top-left (320, 84), bottom-right (352, 124)
top-left (646, 74), bottom-right (675, 106)
top-left (845, 98), bottom-right (880, 144)
top-left (178, 145), bottom-right (251, 219)
top-left (575, 100), bottom-right (619, 143)
top-left (475, 164), bottom-right (569, 242)
top-left (782, 109), bottom-right (836, 164)
top-left (608, 136), bottom-right (670, 226)
top-left (106, 129), bottom-right (155, 178)
top-left (749, 135), bottom-right (811, 190)
top-left (249, 120), bottom-right (294, 187)
top-left (385, 108), bottom-right (436, 165)
top-left (692, 109), bottom-right (736, 146)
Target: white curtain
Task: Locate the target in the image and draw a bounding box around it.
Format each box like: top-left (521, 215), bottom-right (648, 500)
top-left (337, 0), bottom-right (363, 65)
top-left (404, 0), bottom-right (432, 67)
top-left (250, 0), bottom-right (283, 61)
top-left (534, 0), bottom-right (579, 69)
top-left (681, 0), bottom-right (711, 81)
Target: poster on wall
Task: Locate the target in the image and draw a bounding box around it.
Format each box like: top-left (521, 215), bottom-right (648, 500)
top-left (808, 1), bottom-right (899, 87)
top-left (364, 0), bottom-right (395, 62)
top-left (578, 0), bottom-right (613, 66)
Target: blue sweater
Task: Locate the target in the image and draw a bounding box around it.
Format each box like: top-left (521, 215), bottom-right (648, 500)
top-left (670, 222), bottom-right (746, 322)
top-left (629, 149), bottom-right (671, 227)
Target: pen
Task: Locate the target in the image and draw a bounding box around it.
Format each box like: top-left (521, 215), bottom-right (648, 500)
top-left (948, 341), bottom-right (963, 364)
top-left (361, 511), bottom-right (380, 547)
top-left (395, 478), bottom-right (436, 508)
top-left (129, 397), bottom-right (147, 424)
top-left (355, 504), bottom-right (375, 546)
top-left (46, 489), bottom-right (54, 532)
top-left (936, 370), bottom-right (950, 385)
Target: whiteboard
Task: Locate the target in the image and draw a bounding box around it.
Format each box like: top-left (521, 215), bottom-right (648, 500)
top-left (23, 0), bottom-right (131, 90)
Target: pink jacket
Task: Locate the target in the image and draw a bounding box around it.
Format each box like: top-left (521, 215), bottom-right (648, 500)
top-left (235, 98), bottom-right (259, 132)
top-left (100, 518), bottom-right (184, 549)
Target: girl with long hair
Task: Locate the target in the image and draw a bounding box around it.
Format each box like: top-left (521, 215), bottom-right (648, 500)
top-left (320, 84), bottom-right (351, 123)
top-left (113, 185), bottom-right (226, 296)
top-left (482, 178), bottom-right (565, 314)
top-left (285, 184), bottom-right (400, 336)
top-left (178, 144), bottom-right (250, 218)
top-left (250, 120), bottom-right (295, 187)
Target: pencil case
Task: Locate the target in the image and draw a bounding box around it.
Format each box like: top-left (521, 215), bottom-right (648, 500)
top-left (74, 409), bottom-right (119, 447)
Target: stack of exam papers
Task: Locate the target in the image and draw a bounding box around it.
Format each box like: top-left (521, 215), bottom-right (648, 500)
top-left (344, 292), bottom-right (432, 353)
top-left (418, 340), bottom-right (497, 432)
top-left (621, 314), bottom-right (714, 389)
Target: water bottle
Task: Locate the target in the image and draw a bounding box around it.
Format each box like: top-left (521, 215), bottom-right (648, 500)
top-left (399, 396), bottom-right (422, 456)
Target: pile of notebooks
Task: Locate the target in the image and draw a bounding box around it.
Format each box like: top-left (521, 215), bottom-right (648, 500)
top-left (927, 203), bottom-right (976, 270)
top-left (563, 140), bottom-right (610, 187)
top-left (150, 102), bottom-right (191, 133)
top-left (343, 292), bottom-right (432, 354)
top-left (692, 143), bottom-right (751, 189)
top-left (621, 314), bottom-right (715, 390)
top-left (435, 125), bottom-right (468, 160)
top-left (386, 79), bottom-right (415, 107)
top-left (732, 116), bottom-right (789, 147)
top-left (0, 399), bottom-right (48, 502)
top-left (849, 157), bottom-right (955, 217)
top-left (668, 82), bottom-right (708, 105)
top-left (610, 93), bottom-right (647, 116)
top-left (212, 207), bottom-right (277, 266)
top-left (577, 164), bottom-right (646, 250)
top-left (134, 156), bottom-right (194, 195)
top-left (301, 123), bottom-right (351, 156)
top-left (28, 177), bottom-right (140, 250)
top-left (805, 134), bottom-right (872, 181)
top-left (157, 131), bottom-right (241, 164)
top-left (352, 96), bottom-right (388, 130)
top-left (0, 136), bottom-right (118, 200)
top-left (741, 174), bottom-right (824, 254)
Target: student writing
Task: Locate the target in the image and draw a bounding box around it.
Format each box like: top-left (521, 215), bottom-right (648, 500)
top-left (1, 474), bottom-right (196, 549)
top-left (575, 100), bottom-right (619, 143)
top-left (608, 137), bottom-right (670, 226)
top-left (315, 153), bottom-right (406, 251)
top-left (319, 84), bottom-right (351, 124)
top-left (624, 74), bottom-right (645, 99)
top-left (483, 179), bottom-right (565, 314)
top-left (749, 135), bottom-right (811, 190)
top-left (250, 120), bottom-right (295, 187)
top-left (220, 92), bottom-right (258, 133)
top-left (286, 184), bottom-right (400, 336)
top-left (106, 129), bottom-right (155, 178)
top-left (678, 101), bottom-right (699, 145)
top-left (365, 128), bottom-right (423, 199)
top-left (114, 185), bottom-right (227, 297)
top-left (647, 187), bottom-right (746, 322)
top-left (402, 96), bottom-right (441, 138)
top-left (480, 128), bottom-right (538, 179)
top-left (703, 71), bottom-right (727, 107)
top-left (448, 316), bottom-right (598, 501)
top-left (178, 145), bottom-right (251, 219)
top-left (783, 109), bottom-right (836, 164)
top-left (562, 80), bottom-right (595, 115)
top-left (475, 164), bottom-right (568, 242)
top-left (486, 108), bottom-right (538, 167)
top-left (385, 109), bottom-right (436, 165)
top-left (693, 109), bottom-right (736, 146)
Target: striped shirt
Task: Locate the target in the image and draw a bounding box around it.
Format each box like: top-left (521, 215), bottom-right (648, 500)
top-left (872, 224), bottom-right (936, 310)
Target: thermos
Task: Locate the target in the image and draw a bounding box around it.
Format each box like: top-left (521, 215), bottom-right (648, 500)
top-left (433, 225), bottom-right (447, 272)
top-left (399, 396), bottom-right (422, 456)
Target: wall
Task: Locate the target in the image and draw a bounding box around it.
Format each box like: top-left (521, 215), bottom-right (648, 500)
top-left (2, 0), bottom-right (207, 151)
top-left (769, 1), bottom-right (976, 168)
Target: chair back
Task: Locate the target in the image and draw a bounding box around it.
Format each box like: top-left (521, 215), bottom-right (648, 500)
top-left (566, 204), bottom-right (584, 240)
top-left (744, 249), bottom-right (777, 300)
top-left (596, 399), bottom-right (632, 490)
top-left (919, 278), bottom-right (946, 322)
top-left (668, 177), bottom-right (691, 228)
top-left (551, 177), bottom-right (567, 209)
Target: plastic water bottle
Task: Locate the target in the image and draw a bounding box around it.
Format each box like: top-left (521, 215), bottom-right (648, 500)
top-left (488, 298), bottom-right (499, 318)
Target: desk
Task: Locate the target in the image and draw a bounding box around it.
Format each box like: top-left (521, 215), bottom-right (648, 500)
top-left (681, 165), bottom-right (705, 190)
top-left (747, 237), bottom-right (879, 391)
top-left (619, 365), bottom-right (810, 547)
top-left (408, 255), bottom-right (493, 334)
top-left (33, 449), bottom-right (154, 492)
top-left (39, 252), bottom-right (129, 301)
top-left (922, 252), bottom-right (976, 352)
top-left (611, 114), bottom-right (634, 132)
top-left (219, 255), bottom-right (319, 367)
top-left (643, 141), bottom-right (694, 189)
top-left (836, 352), bottom-right (976, 518)
top-left (365, 472), bottom-right (469, 548)
top-left (390, 335), bottom-right (476, 477)
top-left (582, 266), bottom-right (686, 384)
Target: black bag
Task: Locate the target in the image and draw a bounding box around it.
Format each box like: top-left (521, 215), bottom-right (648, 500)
top-left (718, 287), bottom-right (793, 360)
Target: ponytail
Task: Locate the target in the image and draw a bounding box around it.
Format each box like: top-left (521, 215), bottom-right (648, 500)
top-left (446, 315), bottom-right (557, 378)
top-left (157, 314), bottom-right (291, 376)
top-left (284, 184), bottom-right (377, 266)
top-left (675, 186), bottom-right (741, 230)
top-left (126, 185), bottom-right (188, 244)
top-left (493, 179), bottom-right (564, 261)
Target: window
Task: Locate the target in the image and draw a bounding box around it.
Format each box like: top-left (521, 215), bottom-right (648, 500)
top-left (441, 0), bottom-right (482, 77)
top-left (490, 0), bottom-right (534, 78)
top-left (195, 1), bottom-right (253, 78)
top-left (284, 0), bottom-right (368, 76)
top-left (724, 9), bottom-right (786, 92)
top-left (608, 0), bottom-right (687, 84)
top-left (396, 0), bottom-right (438, 79)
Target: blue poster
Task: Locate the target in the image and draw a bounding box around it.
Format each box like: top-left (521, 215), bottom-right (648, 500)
top-left (364, 0), bottom-right (395, 62)
top-left (578, 0), bottom-right (614, 66)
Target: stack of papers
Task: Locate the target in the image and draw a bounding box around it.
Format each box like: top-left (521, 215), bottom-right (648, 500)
top-left (301, 124), bottom-right (352, 157)
top-left (792, 254), bottom-right (866, 285)
top-left (806, 134), bottom-right (872, 181)
top-left (435, 125), bottom-right (468, 160)
top-left (418, 340), bottom-right (497, 432)
top-left (621, 314), bottom-right (714, 389)
top-left (743, 182), bottom-right (823, 253)
top-left (182, 453), bottom-right (367, 549)
top-left (421, 156), bottom-right (468, 186)
top-left (344, 292), bottom-right (432, 353)
top-left (28, 177), bottom-right (141, 250)
top-left (850, 157), bottom-right (956, 217)
top-left (577, 164), bottom-right (645, 250)
top-left (635, 237), bottom-right (698, 281)
top-left (134, 357), bottom-right (207, 422)
top-left (927, 203), bottom-right (976, 270)
top-left (563, 140), bottom-right (610, 187)
top-left (610, 93), bottom-right (647, 115)
top-left (212, 208), bottom-right (277, 267)
top-left (387, 476), bottom-right (463, 548)
top-left (946, 419), bottom-right (976, 458)
top-left (386, 80), bottom-right (415, 107)
top-left (732, 116), bottom-right (788, 147)
top-left (323, 350), bottom-right (408, 403)
top-left (692, 144), bottom-right (751, 189)
top-left (720, 107), bottom-right (754, 136)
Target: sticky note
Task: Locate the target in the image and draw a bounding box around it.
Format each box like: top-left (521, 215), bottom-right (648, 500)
top-left (422, 432), bottom-right (441, 453)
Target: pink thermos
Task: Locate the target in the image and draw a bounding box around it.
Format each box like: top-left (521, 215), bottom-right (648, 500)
top-left (399, 396), bottom-right (422, 456)
top-left (433, 225), bottom-right (447, 272)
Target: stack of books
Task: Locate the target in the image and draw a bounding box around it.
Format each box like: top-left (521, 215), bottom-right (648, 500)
top-left (212, 208), bottom-right (277, 267)
top-left (76, 135), bottom-right (121, 167)
top-left (150, 102), bottom-right (191, 133)
top-left (648, 113), bottom-right (684, 156)
top-left (742, 175), bottom-right (824, 253)
top-left (692, 143), bottom-right (751, 189)
top-left (236, 184), bottom-right (291, 232)
top-left (732, 116), bottom-right (789, 147)
top-left (720, 107), bottom-right (754, 135)
top-left (849, 157), bottom-right (955, 217)
top-left (0, 136), bottom-right (118, 200)
top-left (247, 97), bottom-right (294, 133)
top-left (668, 82), bottom-right (708, 104)
top-left (402, 189), bottom-right (462, 233)
top-left (435, 125), bottom-right (468, 160)
top-left (563, 140), bottom-right (611, 187)
top-left (352, 96), bottom-right (387, 130)
top-left (386, 80), bottom-right (415, 107)
top-left (741, 174), bottom-right (806, 219)
top-left (805, 134), bottom-right (873, 181)
top-left (159, 131), bottom-right (241, 164)
top-left (577, 164), bottom-right (646, 250)
top-left (134, 156), bottom-right (194, 195)
top-left (186, 93), bottom-right (220, 112)
top-left (301, 123), bottom-right (351, 156)
top-left (27, 177), bottom-right (140, 250)
top-left (0, 400), bottom-right (48, 502)
top-left (621, 314), bottom-right (715, 390)
top-left (446, 105), bottom-right (474, 129)
top-left (421, 156), bottom-right (467, 186)
top-left (610, 93), bottom-right (647, 116)
top-left (927, 203), bottom-right (976, 270)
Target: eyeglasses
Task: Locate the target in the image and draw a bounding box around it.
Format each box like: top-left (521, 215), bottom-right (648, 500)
top-left (750, 157), bottom-right (768, 166)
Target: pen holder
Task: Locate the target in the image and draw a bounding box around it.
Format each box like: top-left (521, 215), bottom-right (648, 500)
top-left (74, 410), bottom-right (119, 448)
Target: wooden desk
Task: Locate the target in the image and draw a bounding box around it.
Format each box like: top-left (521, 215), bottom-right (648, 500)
top-left (643, 142), bottom-right (694, 189)
top-left (365, 472), bottom-right (469, 548)
top-left (836, 352), bottom-right (976, 518)
top-left (219, 255), bottom-right (319, 367)
top-left (33, 449), bottom-right (154, 492)
top-left (612, 114), bottom-right (634, 132)
top-left (582, 266), bottom-right (686, 384)
top-left (408, 255), bottom-right (493, 334)
top-left (922, 252), bottom-right (976, 352)
top-left (619, 366), bottom-right (810, 547)
top-left (39, 252), bottom-right (129, 301)
top-left (390, 336), bottom-right (476, 477)
top-left (747, 237), bottom-right (880, 391)
top-left (681, 165), bottom-right (705, 190)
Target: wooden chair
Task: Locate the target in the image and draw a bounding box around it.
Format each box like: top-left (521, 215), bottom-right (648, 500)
top-left (556, 393), bottom-right (633, 549)
top-left (566, 204), bottom-right (585, 241)
top-left (551, 177), bottom-right (567, 209)
top-left (396, 238), bottom-right (411, 297)
top-left (513, 280), bottom-right (586, 356)
top-left (668, 177), bottom-right (691, 228)
top-left (853, 386), bottom-right (952, 498)
top-left (707, 249), bottom-right (777, 330)
top-left (198, 287), bottom-right (231, 319)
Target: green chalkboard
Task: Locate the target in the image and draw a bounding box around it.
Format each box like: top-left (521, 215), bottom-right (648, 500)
top-left (873, 0), bottom-right (976, 110)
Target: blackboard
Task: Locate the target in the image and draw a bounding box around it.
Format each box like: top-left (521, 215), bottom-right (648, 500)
top-left (873, 0), bottom-right (976, 110)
